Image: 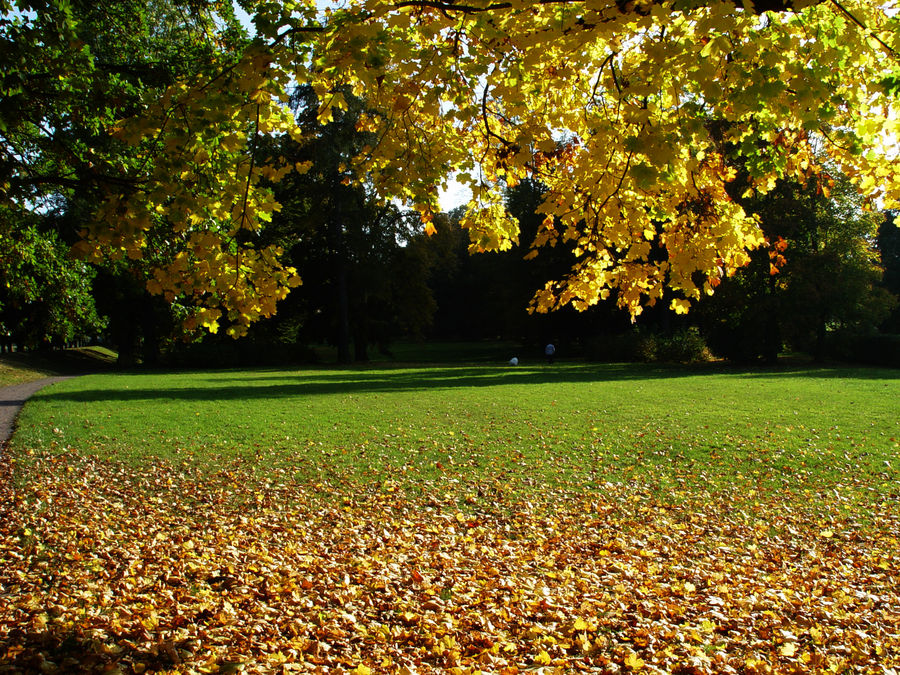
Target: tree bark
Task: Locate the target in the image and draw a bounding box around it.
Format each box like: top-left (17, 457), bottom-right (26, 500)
top-left (814, 313), bottom-right (827, 363)
top-left (334, 227), bottom-right (352, 364)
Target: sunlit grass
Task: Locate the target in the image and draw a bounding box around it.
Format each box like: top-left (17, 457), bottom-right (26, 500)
top-left (0, 356), bottom-right (58, 387)
top-left (0, 347), bottom-right (116, 387)
top-left (5, 362), bottom-right (900, 672)
top-left (12, 362), bottom-right (900, 509)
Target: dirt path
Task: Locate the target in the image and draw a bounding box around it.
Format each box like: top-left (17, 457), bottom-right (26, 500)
top-left (0, 377), bottom-right (73, 446)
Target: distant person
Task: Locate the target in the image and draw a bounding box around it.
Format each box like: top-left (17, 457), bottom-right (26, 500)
top-left (544, 342), bottom-right (556, 364)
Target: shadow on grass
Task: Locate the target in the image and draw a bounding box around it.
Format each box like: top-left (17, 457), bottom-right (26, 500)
top-left (32, 360), bottom-right (900, 405)
top-left (0, 347), bottom-right (117, 376)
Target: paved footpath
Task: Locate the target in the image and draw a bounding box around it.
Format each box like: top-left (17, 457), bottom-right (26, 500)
top-left (0, 377), bottom-right (73, 446)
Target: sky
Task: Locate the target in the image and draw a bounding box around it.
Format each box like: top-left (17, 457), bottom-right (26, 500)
top-left (438, 178), bottom-right (472, 212)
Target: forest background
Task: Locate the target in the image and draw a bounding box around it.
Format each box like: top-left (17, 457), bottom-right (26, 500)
top-left (2, 0), bottom-right (900, 368)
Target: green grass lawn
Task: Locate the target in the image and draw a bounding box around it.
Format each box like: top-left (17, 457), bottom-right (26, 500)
top-left (11, 362), bottom-right (899, 506)
top-left (0, 347), bottom-right (117, 386)
top-left (0, 355), bottom-right (59, 387)
top-left (2, 362), bottom-right (899, 673)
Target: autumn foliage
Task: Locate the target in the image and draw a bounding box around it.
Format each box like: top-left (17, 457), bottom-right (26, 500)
top-left (5, 0), bottom-right (900, 333)
top-left (2, 441), bottom-right (898, 673)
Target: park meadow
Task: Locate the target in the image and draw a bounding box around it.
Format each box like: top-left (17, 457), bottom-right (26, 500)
top-left (7, 0), bottom-right (900, 671)
top-left (1, 362), bottom-right (898, 674)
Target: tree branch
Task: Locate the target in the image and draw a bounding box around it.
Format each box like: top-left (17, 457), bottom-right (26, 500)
top-left (827, 0), bottom-right (899, 60)
top-left (392, 0), bottom-right (819, 16)
top-left (481, 72), bottom-right (515, 148)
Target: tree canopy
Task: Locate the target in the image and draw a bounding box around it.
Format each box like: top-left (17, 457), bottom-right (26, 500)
top-left (700, 170), bottom-right (895, 361)
top-left (4, 0), bottom-right (900, 333)
top-left (0, 209), bottom-right (104, 348)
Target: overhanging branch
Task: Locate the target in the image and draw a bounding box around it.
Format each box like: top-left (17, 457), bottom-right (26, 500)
top-left (392, 0), bottom-right (820, 16)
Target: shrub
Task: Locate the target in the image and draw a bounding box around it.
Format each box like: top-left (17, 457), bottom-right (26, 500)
top-left (584, 331), bottom-right (654, 363)
top-left (161, 339), bottom-right (319, 369)
top-left (655, 328), bottom-right (709, 364)
top-left (825, 332), bottom-right (900, 368)
top-left (584, 328), bottom-right (707, 364)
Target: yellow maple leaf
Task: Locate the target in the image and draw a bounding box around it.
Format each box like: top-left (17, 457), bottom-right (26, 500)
top-left (670, 298), bottom-right (691, 315)
top-left (624, 652), bottom-right (644, 670)
top-left (780, 642), bottom-right (797, 657)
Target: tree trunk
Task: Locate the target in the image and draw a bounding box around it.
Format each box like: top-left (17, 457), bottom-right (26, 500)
top-left (327, 203), bottom-right (353, 364)
top-left (763, 279), bottom-right (781, 364)
top-left (116, 328), bottom-right (138, 367)
top-left (353, 322), bottom-right (369, 363)
top-left (814, 315), bottom-right (827, 363)
top-left (141, 304), bottom-right (160, 366)
top-left (335, 247), bottom-right (352, 364)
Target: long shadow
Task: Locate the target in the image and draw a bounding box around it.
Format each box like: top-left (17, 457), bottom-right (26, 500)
top-left (32, 361), bottom-right (900, 405)
top-left (34, 364), bottom-right (620, 404)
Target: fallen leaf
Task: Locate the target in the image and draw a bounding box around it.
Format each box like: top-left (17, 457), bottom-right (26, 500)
top-left (780, 643), bottom-right (797, 657)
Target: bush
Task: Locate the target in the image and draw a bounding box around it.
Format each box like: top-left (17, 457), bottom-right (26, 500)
top-left (825, 332), bottom-right (900, 368)
top-left (161, 338), bottom-right (319, 369)
top-left (584, 328), bottom-right (707, 364)
top-left (655, 328), bottom-right (709, 364)
top-left (583, 330), bottom-right (655, 363)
